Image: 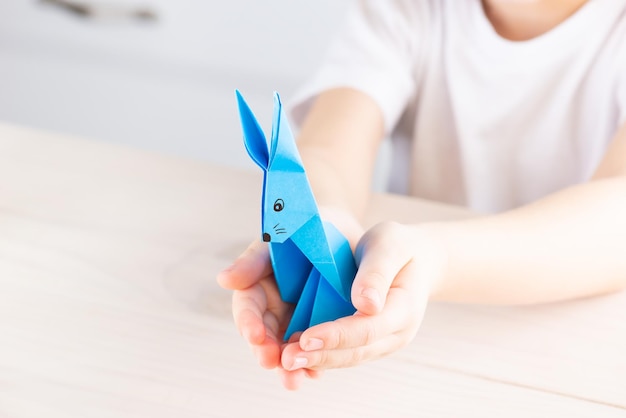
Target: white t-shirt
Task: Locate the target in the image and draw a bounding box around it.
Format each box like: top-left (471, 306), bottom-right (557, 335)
top-left (291, 0), bottom-right (626, 213)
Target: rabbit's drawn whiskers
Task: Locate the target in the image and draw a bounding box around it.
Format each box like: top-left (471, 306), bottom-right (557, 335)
top-left (274, 224), bottom-right (287, 235)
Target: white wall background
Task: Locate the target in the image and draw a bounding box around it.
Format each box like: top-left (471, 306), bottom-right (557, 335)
top-left (0, 1), bottom-right (352, 170)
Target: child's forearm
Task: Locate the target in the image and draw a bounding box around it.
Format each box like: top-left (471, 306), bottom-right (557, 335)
top-left (296, 88), bottom-right (384, 221)
top-left (430, 176), bottom-right (626, 304)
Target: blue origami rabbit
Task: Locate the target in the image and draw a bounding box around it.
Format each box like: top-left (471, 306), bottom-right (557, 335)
top-left (235, 90), bottom-right (357, 340)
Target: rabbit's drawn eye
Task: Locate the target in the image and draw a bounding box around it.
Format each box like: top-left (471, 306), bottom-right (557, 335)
top-left (273, 199), bottom-right (284, 212)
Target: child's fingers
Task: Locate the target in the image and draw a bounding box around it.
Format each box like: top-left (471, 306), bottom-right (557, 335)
top-left (298, 284), bottom-right (413, 353)
top-left (233, 286), bottom-right (285, 369)
top-left (277, 332), bottom-right (318, 382)
top-left (277, 367), bottom-right (307, 391)
top-left (216, 240), bottom-right (272, 290)
top-left (282, 332), bottom-right (406, 371)
top-left (352, 222), bottom-right (413, 315)
top-left (275, 364), bottom-right (323, 390)
top-left (232, 285), bottom-right (268, 344)
top-left (285, 289), bottom-right (419, 372)
top-left (251, 336), bottom-right (281, 369)
top-left (304, 368), bottom-right (324, 379)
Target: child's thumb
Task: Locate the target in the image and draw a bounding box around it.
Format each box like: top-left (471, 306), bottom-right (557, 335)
top-left (216, 240), bottom-right (272, 290)
top-left (351, 225), bottom-right (410, 315)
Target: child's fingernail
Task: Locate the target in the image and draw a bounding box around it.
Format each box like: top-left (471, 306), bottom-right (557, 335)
top-left (303, 338), bottom-right (324, 351)
top-left (216, 265), bottom-right (237, 286)
top-left (217, 264), bottom-right (235, 278)
top-left (290, 357), bottom-right (308, 370)
top-left (361, 287), bottom-right (382, 309)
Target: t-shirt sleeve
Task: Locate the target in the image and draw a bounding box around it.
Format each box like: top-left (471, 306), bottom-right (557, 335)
top-left (289, 0), bottom-right (425, 135)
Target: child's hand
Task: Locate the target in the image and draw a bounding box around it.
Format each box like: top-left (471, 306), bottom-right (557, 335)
top-left (217, 207), bottom-right (366, 389)
top-left (280, 222), bottom-right (446, 372)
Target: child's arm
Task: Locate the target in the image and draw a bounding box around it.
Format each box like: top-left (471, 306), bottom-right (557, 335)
top-left (279, 121), bottom-right (626, 373)
top-left (297, 89), bottom-right (626, 302)
top-left (433, 122), bottom-right (626, 304)
top-left (219, 87), bottom-right (626, 386)
top-left (295, 87), bottom-right (385, 220)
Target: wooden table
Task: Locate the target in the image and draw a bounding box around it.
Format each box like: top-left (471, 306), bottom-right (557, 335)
top-left (0, 122), bottom-right (624, 417)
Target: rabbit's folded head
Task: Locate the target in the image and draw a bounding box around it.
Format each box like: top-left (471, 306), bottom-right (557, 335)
top-left (236, 90), bottom-right (319, 244)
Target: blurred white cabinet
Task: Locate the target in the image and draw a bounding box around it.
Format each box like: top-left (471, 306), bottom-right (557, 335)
top-left (0, 1), bottom-right (350, 168)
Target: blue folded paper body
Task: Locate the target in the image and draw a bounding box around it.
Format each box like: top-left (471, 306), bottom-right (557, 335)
top-left (235, 90), bottom-right (357, 340)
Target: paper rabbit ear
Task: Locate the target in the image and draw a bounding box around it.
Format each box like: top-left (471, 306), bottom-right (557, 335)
top-left (269, 92), bottom-right (305, 173)
top-left (235, 90), bottom-right (269, 170)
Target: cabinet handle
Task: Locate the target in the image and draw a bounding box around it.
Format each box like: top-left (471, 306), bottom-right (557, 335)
top-left (40, 0), bottom-right (158, 22)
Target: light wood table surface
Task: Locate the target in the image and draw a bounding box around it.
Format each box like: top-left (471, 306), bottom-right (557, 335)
top-left (1, 122), bottom-right (624, 417)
